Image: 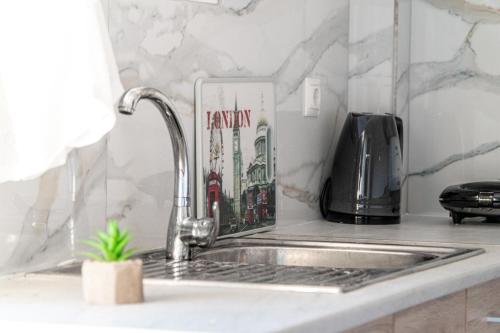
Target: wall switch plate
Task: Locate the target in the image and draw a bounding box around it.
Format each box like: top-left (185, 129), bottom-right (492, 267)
top-left (304, 77), bottom-right (321, 117)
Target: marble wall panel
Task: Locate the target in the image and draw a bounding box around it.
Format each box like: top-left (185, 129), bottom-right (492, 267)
top-left (348, 0), bottom-right (410, 214)
top-left (0, 0), bottom-right (350, 273)
top-left (348, 0), bottom-right (395, 115)
top-left (107, 0), bottom-right (350, 248)
top-left (0, 140), bottom-right (108, 273)
top-left (408, 0), bottom-right (500, 215)
top-left (395, 0), bottom-right (412, 215)
top-left (0, 0), bottom-right (114, 273)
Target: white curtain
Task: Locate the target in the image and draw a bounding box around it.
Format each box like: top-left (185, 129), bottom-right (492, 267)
top-left (0, 0), bottom-right (123, 183)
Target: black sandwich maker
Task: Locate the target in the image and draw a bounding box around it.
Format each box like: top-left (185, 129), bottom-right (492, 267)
top-left (439, 181), bottom-right (500, 224)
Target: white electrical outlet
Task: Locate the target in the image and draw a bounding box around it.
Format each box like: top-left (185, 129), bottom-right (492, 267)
top-left (304, 77), bottom-right (321, 117)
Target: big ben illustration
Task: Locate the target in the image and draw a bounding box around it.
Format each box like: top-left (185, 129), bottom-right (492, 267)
top-left (233, 96), bottom-right (242, 224)
top-left (197, 79), bottom-right (276, 237)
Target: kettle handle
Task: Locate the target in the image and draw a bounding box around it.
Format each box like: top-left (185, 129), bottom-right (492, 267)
top-left (395, 116), bottom-right (404, 158)
top-left (319, 178), bottom-right (331, 219)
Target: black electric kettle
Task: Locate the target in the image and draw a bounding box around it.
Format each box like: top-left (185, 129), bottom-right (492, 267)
top-left (320, 112), bottom-right (404, 224)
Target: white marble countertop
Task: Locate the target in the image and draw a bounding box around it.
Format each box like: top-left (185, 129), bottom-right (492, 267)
top-left (3, 214), bottom-right (500, 332)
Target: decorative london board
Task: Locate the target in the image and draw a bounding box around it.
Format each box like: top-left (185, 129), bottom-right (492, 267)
top-left (195, 78), bottom-right (276, 238)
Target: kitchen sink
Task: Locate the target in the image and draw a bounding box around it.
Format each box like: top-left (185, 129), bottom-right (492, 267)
top-left (195, 240), bottom-right (435, 269)
top-left (41, 237), bottom-right (483, 293)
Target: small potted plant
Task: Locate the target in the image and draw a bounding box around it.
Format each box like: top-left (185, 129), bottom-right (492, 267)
top-left (81, 220), bottom-right (143, 305)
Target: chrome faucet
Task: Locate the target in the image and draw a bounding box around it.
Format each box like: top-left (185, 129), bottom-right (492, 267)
top-left (118, 87), bottom-right (219, 261)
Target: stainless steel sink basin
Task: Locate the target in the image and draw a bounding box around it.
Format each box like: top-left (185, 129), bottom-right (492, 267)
top-left (40, 237), bottom-right (483, 293)
top-left (194, 240), bottom-right (436, 269)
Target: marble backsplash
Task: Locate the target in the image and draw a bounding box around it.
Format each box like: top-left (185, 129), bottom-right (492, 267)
top-left (348, 0), bottom-right (395, 115)
top-left (0, 0), bottom-right (349, 272)
top-left (0, 140), bottom-right (108, 273)
top-left (347, 0), bottom-right (411, 214)
top-left (7, 0), bottom-right (497, 272)
top-left (348, 0), bottom-right (500, 216)
top-left (407, 0), bottom-right (500, 215)
top-left (103, 0), bottom-right (500, 243)
top-left (106, 0), bottom-right (349, 249)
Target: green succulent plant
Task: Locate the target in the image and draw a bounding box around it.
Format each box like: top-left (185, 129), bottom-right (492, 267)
top-left (82, 219), bottom-right (136, 262)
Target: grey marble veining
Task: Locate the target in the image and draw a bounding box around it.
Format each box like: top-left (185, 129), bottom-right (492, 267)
top-left (348, 0), bottom-right (396, 115)
top-left (408, 0), bottom-right (500, 214)
top-left (409, 141), bottom-right (500, 177)
top-left (349, 27), bottom-right (394, 79)
top-left (344, 0), bottom-right (500, 216)
top-left (395, 0), bottom-right (412, 214)
top-left (0, 140), bottom-right (108, 273)
top-left (347, 0), bottom-right (411, 213)
top-left (107, 0), bottom-right (349, 247)
top-left (0, 0), bottom-right (114, 273)
top-left (9, 0), bottom-right (499, 272)
top-left (219, 0), bottom-right (263, 15)
top-left (425, 0), bottom-right (500, 22)
top-left (409, 24), bottom-right (500, 100)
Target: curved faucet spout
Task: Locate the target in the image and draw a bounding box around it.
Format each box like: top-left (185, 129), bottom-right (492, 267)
top-left (118, 87), bottom-right (219, 261)
top-left (118, 87), bottom-right (190, 207)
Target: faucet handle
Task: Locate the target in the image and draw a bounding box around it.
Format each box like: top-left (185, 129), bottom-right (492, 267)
top-left (204, 201), bottom-right (220, 247)
top-left (180, 201), bottom-right (219, 248)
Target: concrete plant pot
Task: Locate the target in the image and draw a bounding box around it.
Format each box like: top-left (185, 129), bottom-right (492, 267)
top-left (82, 259), bottom-right (144, 305)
